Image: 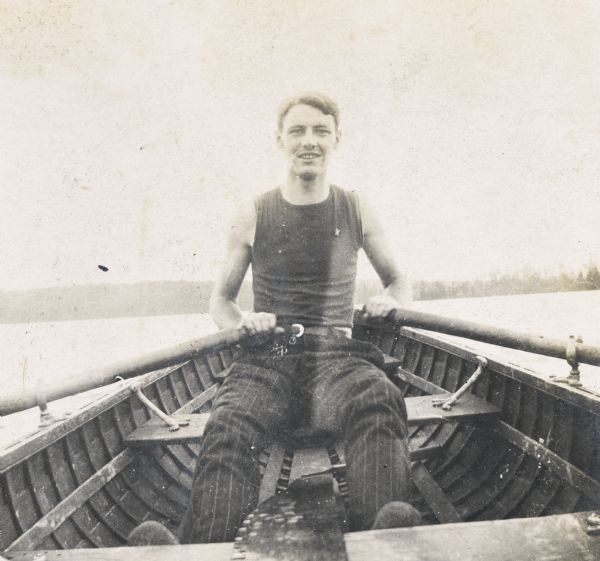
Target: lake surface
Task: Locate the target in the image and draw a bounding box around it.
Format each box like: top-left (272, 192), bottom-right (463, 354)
top-left (1, 290), bottom-right (599, 395)
top-left (414, 290), bottom-right (600, 390)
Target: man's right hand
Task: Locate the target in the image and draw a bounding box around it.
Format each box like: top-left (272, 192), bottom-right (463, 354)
top-left (238, 312), bottom-right (277, 335)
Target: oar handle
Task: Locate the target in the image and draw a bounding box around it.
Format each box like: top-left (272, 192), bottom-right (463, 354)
top-left (357, 307), bottom-right (600, 368)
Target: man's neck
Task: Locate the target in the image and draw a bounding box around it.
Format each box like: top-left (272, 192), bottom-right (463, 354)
top-left (281, 172), bottom-right (330, 205)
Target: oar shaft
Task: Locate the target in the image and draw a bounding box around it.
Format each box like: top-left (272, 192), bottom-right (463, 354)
top-left (385, 308), bottom-right (600, 367)
top-left (0, 328), bottom-right (245, 416)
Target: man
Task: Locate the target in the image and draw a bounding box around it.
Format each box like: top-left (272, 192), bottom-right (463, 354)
top-left (129, 93), bottom-right (417, 546)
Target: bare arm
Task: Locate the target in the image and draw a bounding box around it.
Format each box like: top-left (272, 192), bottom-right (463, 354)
top-left (209, 202), bottom-right (276, 332)
top-left (209, 205), bottom-right (254, 329)
top-left (361, 196), bottom-right (412, 316)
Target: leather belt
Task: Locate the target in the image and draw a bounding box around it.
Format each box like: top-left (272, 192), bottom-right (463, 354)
top-left (302, 325), bottom-right (352, 339)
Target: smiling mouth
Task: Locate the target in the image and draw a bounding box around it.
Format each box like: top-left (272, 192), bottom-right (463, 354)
top-left (298, 153), bottom-right (320, 160)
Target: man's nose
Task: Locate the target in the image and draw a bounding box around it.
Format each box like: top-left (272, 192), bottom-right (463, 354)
top-left (302, 131), bottom-right (316, 147)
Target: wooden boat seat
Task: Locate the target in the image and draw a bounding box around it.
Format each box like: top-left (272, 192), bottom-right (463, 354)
top-left (126, 353), bottom-right (499, 447)
top-left (125, 393), bottom-right (500, 446)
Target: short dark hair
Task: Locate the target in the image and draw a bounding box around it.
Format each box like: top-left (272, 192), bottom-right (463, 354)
top-left (277, 92), bottom-right (340, 132)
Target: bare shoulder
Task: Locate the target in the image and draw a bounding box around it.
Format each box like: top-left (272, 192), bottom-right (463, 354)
top-left (354, 191), bottom-right (382, 237)
top-left (227, 197), bottom-right (257, 248)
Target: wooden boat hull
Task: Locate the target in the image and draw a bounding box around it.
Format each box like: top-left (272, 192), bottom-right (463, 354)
top-left (2, 315), bottom-right (600, 556)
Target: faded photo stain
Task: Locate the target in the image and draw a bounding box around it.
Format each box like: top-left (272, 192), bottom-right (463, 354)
top-left (0, 1), bottom-right (85, 78)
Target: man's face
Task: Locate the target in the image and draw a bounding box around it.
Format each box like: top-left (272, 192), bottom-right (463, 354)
top-left (278, 104), bottom-right (339, 180)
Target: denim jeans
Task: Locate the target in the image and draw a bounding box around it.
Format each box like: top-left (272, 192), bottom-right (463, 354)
top-left (179, 334), bottom-right (410, 543)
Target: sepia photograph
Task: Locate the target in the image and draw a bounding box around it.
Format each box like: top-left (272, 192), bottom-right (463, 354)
top-left (1, 1), bottom-right (599, 559)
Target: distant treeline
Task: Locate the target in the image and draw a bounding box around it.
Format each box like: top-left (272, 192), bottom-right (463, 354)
top-left (0, 281), bottom-right (216, 323)
top-left (414, 263), bottom-right (600, 300)
top-left (2, 264), bottom-right (598, 323)
top-left (1, 280), bottom-right (366, 323)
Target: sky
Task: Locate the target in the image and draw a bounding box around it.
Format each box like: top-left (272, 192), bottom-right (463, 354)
top-left (1, 0), bottom-right (599, 290)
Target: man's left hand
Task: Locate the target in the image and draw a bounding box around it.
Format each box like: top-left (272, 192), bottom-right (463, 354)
top-left (363, 294), bottom-right (401, 319)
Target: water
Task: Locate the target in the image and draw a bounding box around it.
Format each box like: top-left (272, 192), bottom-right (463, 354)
top-left (1, 290), bottom-right (599, 399)
top-left (0, 314), bottom-right (217, 443)
top-left (0, 314), bottom-right (217, 391)
top-left (414, 290), bottom-right (600, 344)
top-left (414, 290), bottom-right (600, 389)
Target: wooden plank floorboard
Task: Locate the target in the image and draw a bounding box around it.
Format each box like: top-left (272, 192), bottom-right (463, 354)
top-left (494, 421), bottom-right (600, 504)
top-left (5, 450), bottom-right (136, 552)
top-left (411, 462), bottom-right (462, 524)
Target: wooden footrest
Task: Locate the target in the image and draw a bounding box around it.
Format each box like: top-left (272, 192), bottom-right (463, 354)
top-left (126, 393), bottom-right (499, 446)
top-left (126, 413), bottom-right (210, 446)
top-left (406, 393), bottom-right (500, 426)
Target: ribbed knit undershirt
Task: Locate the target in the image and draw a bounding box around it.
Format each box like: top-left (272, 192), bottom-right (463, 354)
top-left (252, 185), bottom-right (362, 328)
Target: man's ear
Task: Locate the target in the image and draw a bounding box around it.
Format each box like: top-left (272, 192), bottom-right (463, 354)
top-left (276, 130), bottom-right (283, 149)
top-left (335, 129), bottom-right (342, 148)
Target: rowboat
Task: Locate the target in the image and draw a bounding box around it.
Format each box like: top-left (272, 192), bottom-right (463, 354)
top-left (1, 308), bottom-right (600, 560)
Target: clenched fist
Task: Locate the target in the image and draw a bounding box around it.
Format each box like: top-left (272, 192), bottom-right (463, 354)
top-left (238, 312), bottom-right (277, 335)
top-left (363, 294), bottom-right (399, 319)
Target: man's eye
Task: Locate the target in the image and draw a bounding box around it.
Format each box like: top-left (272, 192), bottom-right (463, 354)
top-left (289, 128), bottom-right (303, 135)
top-left (316, 129), bottom-right (330, 135)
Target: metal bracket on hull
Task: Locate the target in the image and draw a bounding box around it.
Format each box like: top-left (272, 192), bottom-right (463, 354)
top-left (550, 335), bottom-right (583, 388)
top-left (431, 356), bottom-right (488, 411)
top-left (586, 512), bottom-right (600, 536)
top-left (36, 380), bottom-right (69, 428)
top-left (585, 512), bottom-right (600, 536)
top-left (131, 383), bottom-right (190, 432)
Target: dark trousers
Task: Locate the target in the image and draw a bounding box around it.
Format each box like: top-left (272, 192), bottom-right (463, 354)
top-left (179, 334), bottom-right (410, 543)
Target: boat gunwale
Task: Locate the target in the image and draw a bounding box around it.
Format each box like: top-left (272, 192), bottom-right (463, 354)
top-left (0, 363), bottom-right (187, 474)
top-left (395, 326), bottom-right (600, 416)
top-left (3, 323), bottom-right (600, 474)
top-left (3, 323), bottom-right (600, 554)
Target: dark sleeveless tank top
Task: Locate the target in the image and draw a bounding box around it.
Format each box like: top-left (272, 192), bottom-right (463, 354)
top-left (252, 185), bottom-right (363, 328)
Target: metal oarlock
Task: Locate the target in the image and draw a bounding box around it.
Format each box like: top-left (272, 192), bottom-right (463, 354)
top-left (432, 356), bottom-right (488, 411)
top-left (131, 382), bottom-right (189, 432)
top-left (550, 335), bottom-right (583, 388)
top-left (36, 380), bottom-right (68, 428)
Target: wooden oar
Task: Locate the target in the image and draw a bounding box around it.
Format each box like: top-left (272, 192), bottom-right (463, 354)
top-left (4, 309), bottom-right (599, 417)
top-left (0, 327), bottom-right (247, 417)
top-left (359, 307), bottom-right (600, 367)
top-left (0, 325), bottom-right (300, 417)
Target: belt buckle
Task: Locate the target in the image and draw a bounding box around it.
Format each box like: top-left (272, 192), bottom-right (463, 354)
top-left (287, 323), bottom-right (304, 347)
top-left (268, 324), bottom-right (304, 356)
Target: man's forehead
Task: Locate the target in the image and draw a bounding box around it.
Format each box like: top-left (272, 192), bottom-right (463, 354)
top-left (282, 104), bottom-right (336, 128)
